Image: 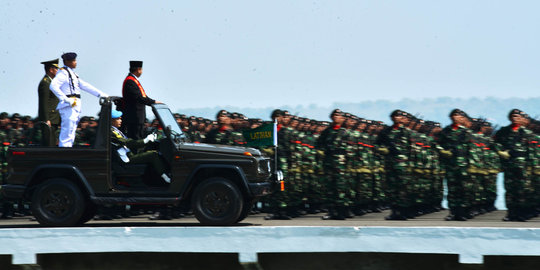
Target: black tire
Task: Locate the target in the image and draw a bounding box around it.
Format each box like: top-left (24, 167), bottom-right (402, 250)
top-left (31, 178), bottom-right (86, 227)
top-left (77, 203), bottom-right (97, 225)
top-left (191, 177), bottom-right (243, 225)
top-left (237, 200), bottom-right (254, 223)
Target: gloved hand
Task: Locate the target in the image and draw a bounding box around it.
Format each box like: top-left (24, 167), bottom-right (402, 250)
top-left (439, 149), bottom-right (453, 157)
top-left (497, 150), bottom-right (510, 160)
top-left (144, 133), bottom-right (157, 144)
top-left (65, 98), bottom-right (77, 107)
top-left (262, 148), bottom-right (274, 156)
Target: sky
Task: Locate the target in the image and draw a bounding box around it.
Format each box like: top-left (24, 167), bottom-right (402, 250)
top-left (1, 0), bottom-right (539, 118)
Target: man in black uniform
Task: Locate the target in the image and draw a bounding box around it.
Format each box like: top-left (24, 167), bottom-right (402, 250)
top-left (121, 61), bottom-right (162, 139)
top-left (37, 58), bottom-right (60, 145)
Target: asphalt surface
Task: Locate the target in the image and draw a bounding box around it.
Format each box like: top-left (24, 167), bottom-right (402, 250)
top-left (0, 210), bottom-right (538, 228)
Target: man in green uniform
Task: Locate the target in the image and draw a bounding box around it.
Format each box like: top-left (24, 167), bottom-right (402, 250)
top-left (376, 110), bottom-right (413, 220)
top-left (318, 109), bottom-right (350, 220)
top-left (264, 109), bottom-right (294, 220)
top-left (438, 109), bottom-right (474, 221)
top-left (205, 110), bottom-right (245, 146)
top-left (110, 109), bottom-right (169, 184)
top-left (37, 59), bottom-right (60, 146)
top-left (494, 109), bottom-right (537, 221)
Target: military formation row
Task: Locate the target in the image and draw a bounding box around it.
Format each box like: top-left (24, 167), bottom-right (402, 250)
top-left (176, 107), bottom-right (539, 222)
top-left (1, 108), bottom-right (540, 222)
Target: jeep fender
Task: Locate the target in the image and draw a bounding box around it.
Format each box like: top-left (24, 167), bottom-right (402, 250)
top-left (26, 164), bottom-right (95, 197)
top-left (182, 164), bottom-right (251, 199)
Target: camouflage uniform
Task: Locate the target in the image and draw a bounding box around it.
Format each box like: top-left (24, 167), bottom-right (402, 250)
top-left (376, 123), bottom-right (413, 219)
top-left (438, 123), bottom-right (474, 220)
top-left (494, 123), bottom-right (536, 220)
top-left (317, 123), bottom-right (350, 218)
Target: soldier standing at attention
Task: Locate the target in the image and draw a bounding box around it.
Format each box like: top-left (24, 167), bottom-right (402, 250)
top-left (438, 109), bottom-right (474, 221)
top-left (494, 109), bottom-right (536, 221)
top-left (37, 59), bottom-right (60, 146)
top-left (376, 110), bottom-right (413, 220)
top-left (49, 52), bottom-right (109, 147)
top-left (318, 109), bottom-right (350, 220)
top-left (205, 110), bottom-right (236, 145)
top-left (121, 61), bottom-right (162, 139)
top-left (38, 59), bottom-right (60, 128)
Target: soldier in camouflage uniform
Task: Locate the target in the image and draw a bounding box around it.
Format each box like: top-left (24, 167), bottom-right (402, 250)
top-left (305, 120), bottom-right (325, 213)
top-left (0, 114), bottom-right (14, 219)
top-left (426, 122), bottom-right (445, 212)
top-left (285, 116), bottom-right (305, 217)
top-left (318, 109), bottom-right (350, 220)
top-left (494, 109), bottom-right (537, 221)
top-left (351, 118), bottom-right (373, 215)
top-left (376, 110), bottom-right (414, 220)
top-left (205, 110), bottom-right (245, 146)
top-left (264, 109), bottom-right (294, 220)
top-left (371, 122), bottom-right (388, 211)
top-left (438, 109), bottom-right (475, 221)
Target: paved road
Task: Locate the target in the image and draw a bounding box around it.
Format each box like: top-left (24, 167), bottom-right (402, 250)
top-left (0, 210), bottom-right (538, 228)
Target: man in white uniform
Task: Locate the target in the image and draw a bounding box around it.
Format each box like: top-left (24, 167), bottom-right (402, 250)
top-left (49, 52), bottom-right (109, 147)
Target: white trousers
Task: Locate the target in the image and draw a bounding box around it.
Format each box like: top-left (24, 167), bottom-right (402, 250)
top-left (58, 100), bottom-right (82, 147)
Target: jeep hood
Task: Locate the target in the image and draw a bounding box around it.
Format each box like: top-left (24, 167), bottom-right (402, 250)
top-left (179, 143), bottom-right (263, 156)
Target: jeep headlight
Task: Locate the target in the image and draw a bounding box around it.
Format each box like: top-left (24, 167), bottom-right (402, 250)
top-left (258, 159), bottom-right (271, 174)
top-left (275, 170), bottom-right (284, 181)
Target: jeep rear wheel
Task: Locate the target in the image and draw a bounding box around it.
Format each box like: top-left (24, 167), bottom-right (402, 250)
top-left (191, 177), bottom-right (243, 225)
top-left (31, 178), bottom-right (86, 227)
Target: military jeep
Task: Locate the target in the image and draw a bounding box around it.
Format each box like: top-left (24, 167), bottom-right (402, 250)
top-left (1, 97), bottom-right (280, 226)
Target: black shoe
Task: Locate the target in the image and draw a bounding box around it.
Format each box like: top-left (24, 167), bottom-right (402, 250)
top-left (452, 215), bottom-right (467, 221)
top-left (0, 213), bottom-right (13, 219)
top-left (385, 209), bottom-right (407, 220)
top-left (354, 208), bottom-right (367, 216)
top-left (321, 214), bottom-right (345, 220)
top-left (503, 215), bottom-right (526, 222)
top-left (149, 213), bottom-right (172, 220)
top-left (385, 213), bottom-right (407, 220)
top-left (94, 214), bottom-right (113, 220)
top-left (264, 212), bottom-right (291, 220)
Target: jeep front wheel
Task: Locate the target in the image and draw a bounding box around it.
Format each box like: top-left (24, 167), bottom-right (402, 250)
top-left (31, 178), bottom-right (86, 227)
top-left (191, 177), bottom-right (243, 225)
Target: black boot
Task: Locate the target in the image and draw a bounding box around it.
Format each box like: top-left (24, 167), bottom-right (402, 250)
top-left (385, 207), bottom-right (407, 220)
top-left (322, 207), bottom-right (346, 220)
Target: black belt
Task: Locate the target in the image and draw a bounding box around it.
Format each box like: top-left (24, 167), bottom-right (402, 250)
top-left (67, 94), bottom-right (81, 98)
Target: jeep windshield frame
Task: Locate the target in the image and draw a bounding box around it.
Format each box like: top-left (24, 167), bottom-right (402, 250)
top-left (151, 104), bottom-right (190, 144)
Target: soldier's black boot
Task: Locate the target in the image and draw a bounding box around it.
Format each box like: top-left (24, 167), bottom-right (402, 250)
top-left (447, 207), bottom-right (466, 221)
top-left (265, 209), bottom-right (291, 220)
top-left (310, 203), bottom-right (322, 214)
top-left (345, 207), bottom-right (354, 218)
top-left (321, 207), bottom-right (345, 220)
top-left (353, 205), bottom-right (367, 216)
top-left (385, 207), bottom-right (407, 220)
top-left (454, 208), bottom-right (467, 221)
top-left (464, 207), bottom-right (474, 219)
top-left (0, 202), bottom-right (14, 219)
top-left (336, 206), bottom-right (347, 220)
top-left (503, 208), bottom-right (526, 222)
top-left (321, 207), bottom-right (336, 220)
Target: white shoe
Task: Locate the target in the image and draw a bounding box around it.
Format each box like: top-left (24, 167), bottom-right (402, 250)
top-left (161, 173), bottom-right (171, 183)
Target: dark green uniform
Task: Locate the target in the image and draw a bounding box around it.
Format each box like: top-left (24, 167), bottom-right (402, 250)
top-left (438, 124), bottom-right (474, 219)
top-left (111, 127), bottom-right (166, 176)
top-left (317, 124), bottom-right (350, 218)
top-left (38, 75), bottom-right (60, 146)
top-left (377, 124), bottom-right (413, 219)
top-left (494, 124), bottom-right (537, 220)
